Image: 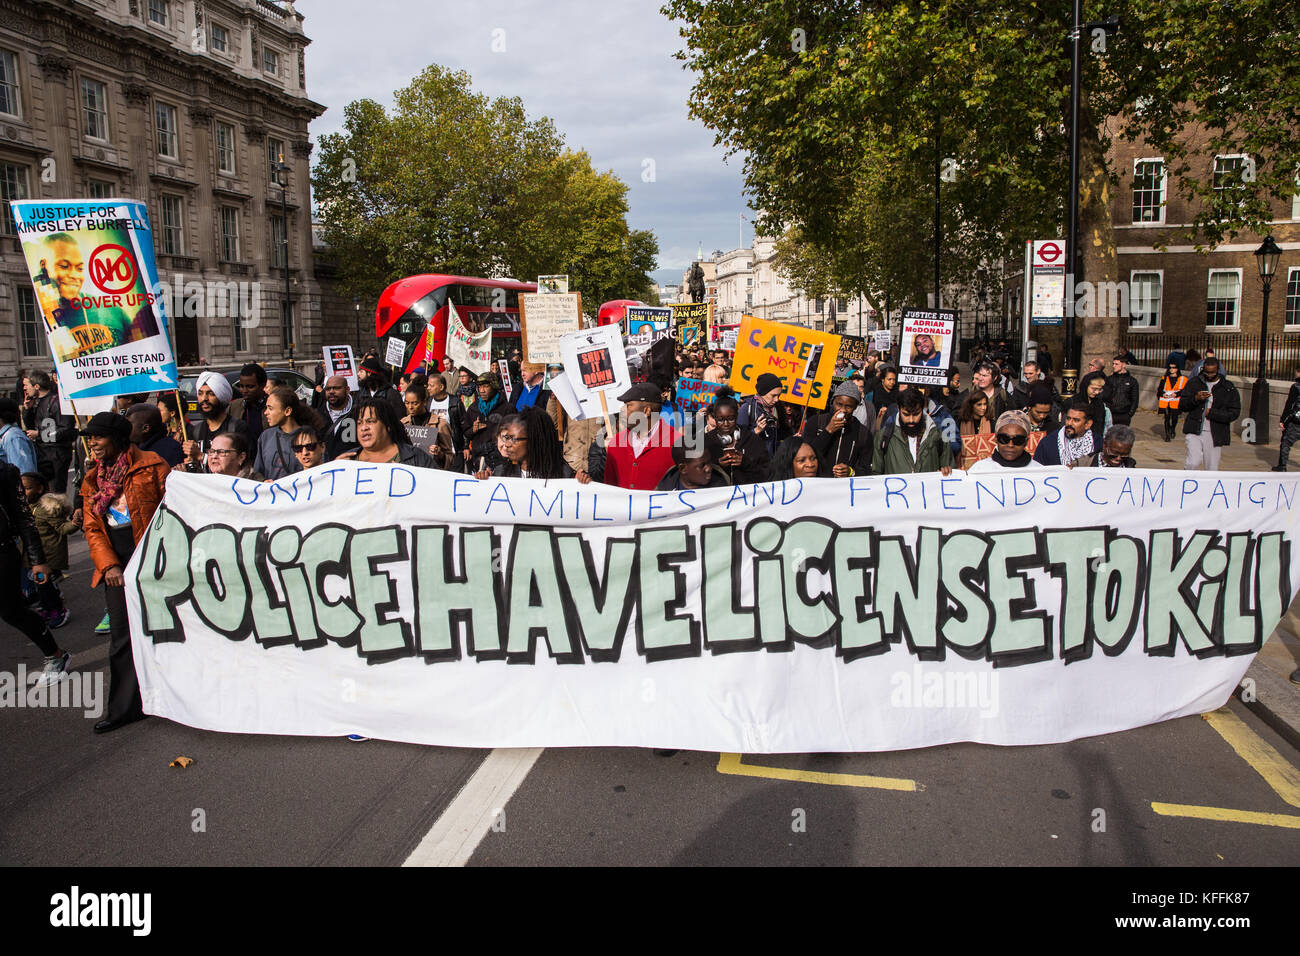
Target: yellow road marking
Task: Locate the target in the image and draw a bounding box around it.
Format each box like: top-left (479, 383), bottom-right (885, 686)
top-left (1151, 802), bottom-right (1300, 830)
top-left (1202, 708), bottom-right (1300, 808)
top-left (716, 752), bottom-right (923, 791)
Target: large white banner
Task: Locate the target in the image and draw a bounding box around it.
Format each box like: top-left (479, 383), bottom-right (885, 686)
top-left (126, 466), bottom-right (1298, 752)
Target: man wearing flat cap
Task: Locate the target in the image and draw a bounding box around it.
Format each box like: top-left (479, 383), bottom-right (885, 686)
top-left (458, 371), bottom-right (508, 471)
top-left (181, 371), bottom-right (249, 472)
top-left (579, 382), bottom-right (679, 491)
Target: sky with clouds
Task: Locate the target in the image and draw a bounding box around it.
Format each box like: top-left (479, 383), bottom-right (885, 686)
top-left (302, 0), bottom-right (754, 282)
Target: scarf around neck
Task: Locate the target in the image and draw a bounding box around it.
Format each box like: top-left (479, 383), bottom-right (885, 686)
top-left (91, 451), bottom-right (131, 519)
top-left (477, 392), bottom-right (501, 417)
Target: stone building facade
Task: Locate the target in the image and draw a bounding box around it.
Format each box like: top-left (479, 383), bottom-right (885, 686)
top-left (0, 0), bottom-right (325, 383)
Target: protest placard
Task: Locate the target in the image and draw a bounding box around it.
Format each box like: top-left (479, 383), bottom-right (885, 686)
top-left (497, 357), bottom-right (514, 401)
top-left (675, 377), bottom-right (721, 414)
top-left (872, 329), bottom-right (892, 354)
top-left (626, 306), bottom-right (673, 348)
top-left (520, 292), bottom-right (583, 365)
top-left (559, 324), bottom-right (630, 432)
top-left (729, 314), bottom-right (840, 407)
top-left (671, 302), bottom-right (711, 347)
top-left (899, 309), bottom-right (956, 386)
top-left (129, 466), bottom-right (1297, 752)
top-left (446, 302), bottom-right (492, 374)
top-left (537, 274), bottom-right (569, 294)
top-left (385, 335), bottom-right (406, 369)
top-left (322, 345), bottom-right (358, 391)
top-left (11, 198), bottom-right (179, 414)
top-left (836, 335), bottom-right (868, 374)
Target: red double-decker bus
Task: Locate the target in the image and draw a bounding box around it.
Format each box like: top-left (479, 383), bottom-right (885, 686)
top-left (374, 274), bottom-right (538, 374)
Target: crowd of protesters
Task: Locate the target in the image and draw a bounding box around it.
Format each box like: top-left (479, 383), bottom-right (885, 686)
top-left (0, 327), bottom-right (1288, 713)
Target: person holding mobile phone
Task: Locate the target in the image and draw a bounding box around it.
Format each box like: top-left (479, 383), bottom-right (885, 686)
top-left (805, 381), bottom-right (876, 477)
top-left (737, 373), bottom-right (791, 458)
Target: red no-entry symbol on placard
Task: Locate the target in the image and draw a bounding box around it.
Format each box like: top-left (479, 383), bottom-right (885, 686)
top-left (88, 244), bottom-right (137, 294)
top-left (1036, 241), bottom-right (1062, 265)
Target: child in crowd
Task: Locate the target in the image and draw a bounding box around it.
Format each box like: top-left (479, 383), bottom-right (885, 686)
top-left (21, 471), bottom-right (78, 628)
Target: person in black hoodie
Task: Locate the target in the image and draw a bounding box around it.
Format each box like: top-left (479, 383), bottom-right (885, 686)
top-left (1103, 355), bottom-right (1139, 426)
top-left (806, 380), bottom-right (874, 477)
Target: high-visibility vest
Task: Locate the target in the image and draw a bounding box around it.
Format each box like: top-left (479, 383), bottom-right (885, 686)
top-left (1158, 375), bottom-right (1187, 409)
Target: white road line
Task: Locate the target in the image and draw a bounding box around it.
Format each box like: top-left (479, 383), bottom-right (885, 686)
top-left (403, 747), bottom-right (544, 867)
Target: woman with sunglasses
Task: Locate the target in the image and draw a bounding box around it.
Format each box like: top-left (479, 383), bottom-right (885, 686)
top-left (966, 411), bottom-right (1043, 472)
top-left (290, 426), bottom-right (326, 470)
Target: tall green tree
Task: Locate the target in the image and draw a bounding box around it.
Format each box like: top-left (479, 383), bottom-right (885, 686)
top-left (664, 0), bottom-right (1300, 353)
top-left (313, 66), bottom-right (658, 312)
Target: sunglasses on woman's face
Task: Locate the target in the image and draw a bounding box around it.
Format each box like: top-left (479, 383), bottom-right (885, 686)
top-left (995, 433), bottom-right (1028, 446)
top-left (294, 442), bottom-right (321, 452)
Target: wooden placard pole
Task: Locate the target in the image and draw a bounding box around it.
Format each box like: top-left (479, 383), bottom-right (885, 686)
top-left (175, 391), bottom-right (189, 443)
top-left (597, 389), bottom-right (614, 442)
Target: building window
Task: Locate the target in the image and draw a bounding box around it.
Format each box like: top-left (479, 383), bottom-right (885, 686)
top-left (16, 286), bottom-right (44, 358)
top-left (0, 49), bottom-right (20, 119)
top-left (0, 162), bottom-right (29, 237)
top-left (267, 138), bottom-right (285, 180)
top-left (216, 122), bottom-right (236, 174)
top-left (210, 23), bottom-right (229, 53)
top-left (271, 214), bottom-right (286, 267)
top-left (155, 102), bottom-right (178, 159)
top-left (87, 179), bottom-right (114, 198)
top-left (1206, 270), bottom-right (1241, 328)
top-left (220, 206), bottom-right (240, 262)
top-left (1292, 177), bottom-right (1299, 221)
top-left (160, 195), bottom-right (183, 255)
top-left (1132, 159), bottom-right (1165, 223)
top-left (81, 78), bottom-right (109, 141)
top-left (1129, 271), bottom-right (1162, 329)
top-left (233, 297), bottom-right (249, 352)
top-left (1286, 268), bottom-right (1300, 330)
top-left (1213, 155), bottom-right (1250, 189)
top-left (281, 300), bottom-right (294, 352)
top-left (148, 0), bottom-right (169, 26)
top-left (263, 48), bottom-right (280, 76)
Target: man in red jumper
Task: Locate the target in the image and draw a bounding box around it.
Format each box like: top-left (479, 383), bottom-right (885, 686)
top-left (577, 383), bottom-right (678, 490)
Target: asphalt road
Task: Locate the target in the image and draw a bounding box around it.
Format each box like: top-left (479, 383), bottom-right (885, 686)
top-left (2, 538), bottom-right (1298, 868)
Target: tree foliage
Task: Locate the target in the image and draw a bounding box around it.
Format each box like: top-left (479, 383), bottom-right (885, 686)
top-left (663, 0), bottom-right (1300, 311)
top-left (312, 66), bottom-right (659, 312)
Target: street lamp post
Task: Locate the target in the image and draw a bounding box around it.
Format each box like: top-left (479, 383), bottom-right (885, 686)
top-left (1249, 235), bottom-right (1282, 445)
top-left (1064, 8), bottom-right (1119, 398)
top-left (273, 154), bottom-right (293, 371)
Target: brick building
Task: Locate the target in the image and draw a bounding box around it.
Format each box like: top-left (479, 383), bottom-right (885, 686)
top-left (0, 0), bottom-right (326, 383)
top-left (1109, 130), bottom-right (1300, 375)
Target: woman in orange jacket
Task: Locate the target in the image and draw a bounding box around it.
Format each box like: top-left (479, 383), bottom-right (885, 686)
top-left (79, 412), bottom-right (171, 734)
top-left (1157, 362), bottom-right (1188, 442)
